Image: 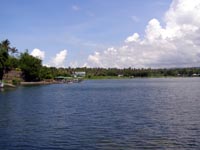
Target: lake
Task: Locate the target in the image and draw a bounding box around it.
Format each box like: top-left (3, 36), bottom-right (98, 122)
top-left (0, 78), bottom-right (200, 149)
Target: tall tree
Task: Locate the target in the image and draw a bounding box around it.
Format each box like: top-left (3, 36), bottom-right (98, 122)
top-left (0, 47), bottom-right (8, 80)
top-left (0, 39), bottom-right (17, 54)
top-left (19, 51), bottom-right (42, 81)
top-left (0, 39), bottom-right (17, 80)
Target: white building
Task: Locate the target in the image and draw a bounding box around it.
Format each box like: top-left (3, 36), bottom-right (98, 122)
top-left (74, 72), bottom-right (86, 78)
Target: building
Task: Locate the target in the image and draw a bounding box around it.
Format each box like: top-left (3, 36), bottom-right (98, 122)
top-left (74, 72), bottom-right (86, 78)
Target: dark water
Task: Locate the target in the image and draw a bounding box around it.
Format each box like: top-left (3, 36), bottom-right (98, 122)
top-left (0, 78), bottom-right (200, 150)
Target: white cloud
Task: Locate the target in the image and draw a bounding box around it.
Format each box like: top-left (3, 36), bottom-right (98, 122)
top-left (52, 50), bottom-right (68, 67)
top-left (30, 48), bottom-right (45, 60)
top-left (86, 0), bottom-right (200, 68)
top-left (125, 33), bottom-right (140, 43)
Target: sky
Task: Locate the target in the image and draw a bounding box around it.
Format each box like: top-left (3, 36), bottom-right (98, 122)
top-left (1, 0), bottom-right (200, 68)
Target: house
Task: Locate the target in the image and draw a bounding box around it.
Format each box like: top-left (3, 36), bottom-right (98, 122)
top-left (192, 73), bottom-right (200, 77)
top-left (74, 72), bottom-right (86, 78)
top-left (118, 74), bottom-right (124, 77)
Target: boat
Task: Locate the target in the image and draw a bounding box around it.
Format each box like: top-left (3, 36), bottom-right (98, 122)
top-left (73, 78), bottom-right (83, 83)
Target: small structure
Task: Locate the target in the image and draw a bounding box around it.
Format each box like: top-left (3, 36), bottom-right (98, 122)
top-left (73, 72), bottom-right (86, 78)
top-left (192, 73), bottom-right (200, 77)
top-left (118, 74), bottom-right (123, 77)
top-left (54, 76), bottom-right (83, 83)
top-left (54, 76), bottom-right (73, 83)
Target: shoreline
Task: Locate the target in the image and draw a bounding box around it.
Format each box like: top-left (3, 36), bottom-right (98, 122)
top-left (20, 81), bottom-right (55, 85)
top-left (2, 76), bottom-right (199, 88)
top-left (85, 76), bottom-right (200, 80)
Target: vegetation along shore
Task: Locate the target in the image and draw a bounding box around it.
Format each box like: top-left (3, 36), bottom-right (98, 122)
top-left (0, 39), bottom-right (200, 88)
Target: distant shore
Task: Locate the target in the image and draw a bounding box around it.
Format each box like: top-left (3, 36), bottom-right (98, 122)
top-left (85, 76), bottom-right (200, 80)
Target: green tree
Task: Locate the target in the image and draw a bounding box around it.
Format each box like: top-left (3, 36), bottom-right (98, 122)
top-left (20, 51), bottom-right (42, 81)
top-left (0, 39), bottom-right (17, 80)
top-left (0, 47), bottom-right (8, 80)
top-left (5, 56), bottom-right (20, 69)
top-left (40, 66), bottom-right (54, 79)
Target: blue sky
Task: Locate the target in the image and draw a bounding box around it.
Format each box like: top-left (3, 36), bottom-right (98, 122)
top-left (2, 0), bottom-right (200, 68)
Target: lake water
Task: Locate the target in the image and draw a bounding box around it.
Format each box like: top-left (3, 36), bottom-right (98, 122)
top-left (0, 78), bottom-right (200, 149)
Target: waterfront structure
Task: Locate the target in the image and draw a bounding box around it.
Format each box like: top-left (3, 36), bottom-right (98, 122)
top-left (73, 72), bottom-right (86, 78)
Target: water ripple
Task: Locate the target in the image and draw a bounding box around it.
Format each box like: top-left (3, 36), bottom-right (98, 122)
top-left (0, 78), bottom-right (200, 149)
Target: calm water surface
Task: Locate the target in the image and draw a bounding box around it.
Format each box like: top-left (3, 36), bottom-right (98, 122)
top-left (0, 78), bottom-right (200, 149)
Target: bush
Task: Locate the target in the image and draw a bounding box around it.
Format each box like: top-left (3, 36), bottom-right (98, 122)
top-left (15, 68), bottom-right (21, 71)
top-left (12, 79), bottom-right (21, 85)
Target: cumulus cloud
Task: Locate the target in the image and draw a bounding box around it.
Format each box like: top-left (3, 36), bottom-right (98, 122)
top-left (52, 50), bottom-right (68, 67)
top-left (125, 33), bottom-right (140, 43)
top-left (86, 0), bottom-right (200, 68)
top-left (30, 48), bottom-right (45, 60)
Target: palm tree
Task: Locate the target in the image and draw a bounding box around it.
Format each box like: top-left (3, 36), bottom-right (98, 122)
top-left (0, 47), bottom-right (8, 80)
top-left (0, 39), bottom-right (17, 80)
top-left (0, 39), bottom-right (17, 54)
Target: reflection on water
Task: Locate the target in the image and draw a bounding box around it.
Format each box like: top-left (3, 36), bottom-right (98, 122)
top-left (0, 88), bottom-right (4, 92)
top-left (0, 78), bottom-right (200, 149)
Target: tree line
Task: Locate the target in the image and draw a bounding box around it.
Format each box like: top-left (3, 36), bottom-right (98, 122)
top-left (1, 39), bottom-right (200, 82)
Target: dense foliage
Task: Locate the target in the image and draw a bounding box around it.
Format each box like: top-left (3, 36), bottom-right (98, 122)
top-left (70, 67), bottom-right (200, 78)
top-left (32, 66), bottom-right (200, 79)
top-left (0, 40), bottom-right (17, 80)
top-left (19, 52), bottom-right (42, 81)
